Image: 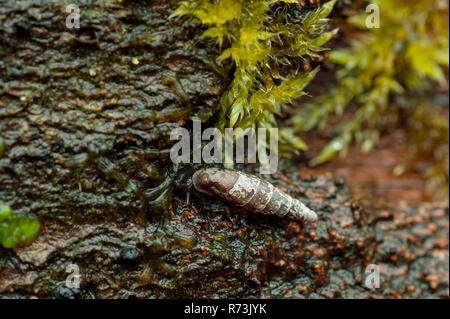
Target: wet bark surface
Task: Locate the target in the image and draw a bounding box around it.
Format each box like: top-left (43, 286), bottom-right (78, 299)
top-left (0, 0), bottom-right (448, 299)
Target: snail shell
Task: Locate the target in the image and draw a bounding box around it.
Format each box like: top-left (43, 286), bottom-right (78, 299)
top-left (192, 168), bottom-right (318, 222)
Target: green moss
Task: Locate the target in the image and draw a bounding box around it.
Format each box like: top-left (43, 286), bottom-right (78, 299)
top-left (294, 0), bottom-right (449, 200)
top-left (0, 137), bottom-right (4, 157)
top-left (0, 203), bottom-right (40, 249)
top-left (171, 0), bottom-right (337, 159)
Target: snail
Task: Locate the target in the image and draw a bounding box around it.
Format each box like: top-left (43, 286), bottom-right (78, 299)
top-left (177, 167), bottom-right (318, 222)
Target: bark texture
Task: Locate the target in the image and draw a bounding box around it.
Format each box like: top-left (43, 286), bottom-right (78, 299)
top-left (0, 0), bottom-right (448, 299)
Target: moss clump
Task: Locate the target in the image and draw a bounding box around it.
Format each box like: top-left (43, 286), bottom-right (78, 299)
top-left (171, 0), bottom-right (338, 159)
top-left (0, 203), bottom-right (40, 248)
top-left (294, 0), bottom-right (449, 200)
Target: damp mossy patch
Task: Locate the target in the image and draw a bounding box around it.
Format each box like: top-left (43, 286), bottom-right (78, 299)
top-left (171, 0), bottom-right (338, 160)
top-left (0, 204), bottom-right (40, 249)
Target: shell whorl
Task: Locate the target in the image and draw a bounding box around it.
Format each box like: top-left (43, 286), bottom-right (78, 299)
top-left (192, 168), bottom-right (318, 222)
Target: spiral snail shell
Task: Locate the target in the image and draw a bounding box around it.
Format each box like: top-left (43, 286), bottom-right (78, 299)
top-left (192, 168), bottom-right (318, 222)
